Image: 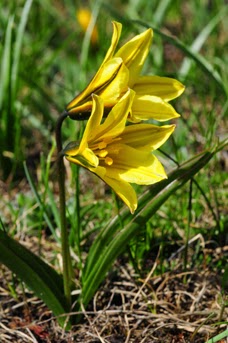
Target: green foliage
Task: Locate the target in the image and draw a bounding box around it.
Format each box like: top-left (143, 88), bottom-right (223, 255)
top-left (0, 0), bottom-right (33, 179)
top-left (0, 229), bottom-right (69, 327)
top-left (206, 329), bottom-right (228, 343)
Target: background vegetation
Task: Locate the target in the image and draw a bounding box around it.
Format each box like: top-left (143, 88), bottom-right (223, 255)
top-left (0, 0), bottom-right (227, 342)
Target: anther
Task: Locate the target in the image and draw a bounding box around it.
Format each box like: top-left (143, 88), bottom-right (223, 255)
top-left (105, 157), bottom-right (113, 165)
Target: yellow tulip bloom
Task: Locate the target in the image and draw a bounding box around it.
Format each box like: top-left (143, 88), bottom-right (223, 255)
top-left (64, 89), bottom-right (175, 213)
top-left (76, 8), bottom-right (99, 46)
top-left (66, 21), bottom-right (184, 122)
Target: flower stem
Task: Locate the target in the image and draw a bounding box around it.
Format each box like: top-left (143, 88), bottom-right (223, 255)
top-left (55, 110), bottom-right (72, 309)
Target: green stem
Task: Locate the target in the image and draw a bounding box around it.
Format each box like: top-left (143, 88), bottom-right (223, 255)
top-left (55, 110), bottom-right (72, 309)
top-left (75, 165), bottom-right (81, 254)
top-left (184, 179), bottom-right (193, 276)
top-left (69, 164), bottom-right (81, 260)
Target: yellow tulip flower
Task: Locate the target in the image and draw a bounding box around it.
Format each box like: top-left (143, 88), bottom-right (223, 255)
top-left (64, 89), bottom-right (175, 213)
top-left (66, 21), bottom-right (184, 122)
top-left (76, 8), bottom-right (99, 46)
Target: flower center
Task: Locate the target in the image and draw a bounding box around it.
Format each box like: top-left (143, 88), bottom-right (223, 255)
top-left (93, 139), bottom-right (114, 166)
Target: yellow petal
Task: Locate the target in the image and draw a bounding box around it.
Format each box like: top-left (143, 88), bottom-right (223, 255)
top-left (119, 156), bottom-right (167, 184)
top-left (93, 89), bottom-right (135, 142)
top-left (66, 57), bottom-right (124, 114)
top-left (65, 94), bottom-right (104, 167)
top-left (115, 28), bottom-right (153, 87)
top-left (101, 21), bottom-right (122, 66)
top-left (95, 166), bottom-right (137, 214)
top-left (98, 61), bottom-right (129, 105)
top-left (65, 147), bottom-right (99, 169)
top-left (105, 144), bottom-right (167, 184)
top-left (76, 8), bottom-right (99, 45)
top-left (133, 76), bottom-right (185, 101)
top-left (121, 124), bottom-right (175, 150)
top-left (131, 94), bottom-right (180, 122)
top-left (81, 94), bottom-right (104, 146)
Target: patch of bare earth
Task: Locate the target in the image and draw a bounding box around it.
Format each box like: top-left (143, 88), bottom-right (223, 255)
top-left (0, 240), bottom-right (227, 343)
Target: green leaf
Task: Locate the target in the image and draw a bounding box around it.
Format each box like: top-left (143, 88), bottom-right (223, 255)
top-left (153, 0), bottom-right (172, 27)
top-left (0, 15), bottom-right (14, 110)
top-left (82, 140), bottom-right (227, 309)
top-left (11, 0), bottom-right (33, 101)
top-left (23, 161), bottom-right (60, 243)
top-left (206, 329), bottom-right (228, 343)
top-left (0, 230), bottom-right (69, 327)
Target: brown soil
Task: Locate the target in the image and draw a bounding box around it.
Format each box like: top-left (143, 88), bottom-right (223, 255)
top-left (0, 243), bottom-right (227, 343)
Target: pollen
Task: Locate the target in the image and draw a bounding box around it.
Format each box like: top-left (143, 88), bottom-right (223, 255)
top-left (98, 141), bottom-right (107, 149)
top-left (98, 149), bottom-right (108, 157)
top-left (105, 156), bottom-right (113, 165)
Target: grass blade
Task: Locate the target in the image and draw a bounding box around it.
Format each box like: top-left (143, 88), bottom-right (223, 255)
top-left (179, 7), bottom-right (228, 79)
top-left (0, 230), bottom-right (69, 327)
top-left (206, 329), bottom-right (228, 343)
top-left (153, 0), bottom-right (172, 27)
top-left (23, 161), bottom-right (60, 243)
top-left (0, 15), bottom-right (14, 109)
top-left (0, 15), bottom-right (14, 177)
top-left (11, 0), bottom-right (33, 101)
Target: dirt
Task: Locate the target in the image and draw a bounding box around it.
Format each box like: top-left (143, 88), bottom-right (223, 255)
top-left (0, 243), bottom-right (227, 343)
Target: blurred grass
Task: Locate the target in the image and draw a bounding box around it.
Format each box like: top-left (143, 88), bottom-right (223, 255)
top-left (0, 0), bottom-right (227, 289)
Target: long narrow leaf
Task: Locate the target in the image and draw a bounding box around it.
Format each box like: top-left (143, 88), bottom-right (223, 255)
top-left (0, 16), bottom-right (14, 177)
top-left (206, 329), bottom-right (228, 343)
top-left (179, 7), bottom-right (228, 79)
top-left (0, 230), bottom-right (69, 327)
top-left (11, 0), bottom-right (33, 101)
top-left (82, 140), bottom-right (227, 308)
top-left (23, 161), bottom-right (60, 243)
top-left (0, 15), bottom-right (14, 109)
top-left (153, 0), bottom-right (172, 27)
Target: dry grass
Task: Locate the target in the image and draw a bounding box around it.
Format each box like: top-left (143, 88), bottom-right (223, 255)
top-left (0, 239), bottom-right (227, 343)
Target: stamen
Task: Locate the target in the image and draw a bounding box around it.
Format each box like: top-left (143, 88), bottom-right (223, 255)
top-left (98, 149), bottom-right (108, 157)
top-left (98, 141), bottom-right (107, 149)
top-left (105, 157), bottom-right (113, 165)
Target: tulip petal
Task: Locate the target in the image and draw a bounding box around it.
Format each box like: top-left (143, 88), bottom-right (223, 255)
top-left (133, 76), bottom-right (185, 101)
top-left (67, 57), bottom-right (124, 113)
top-left (121, 124), bottom-right (175, 150)
top-left (105, 144), bottom-right (167, 184)
top-left (115, 29), bottom-right (153, 87)
top-left (98, 62), bottom-right (129, 106)
top-left (93, 89), bottom-right (135, 141)
top-left (65, 147), bottom-right (99, 169)
top-left (95, 166), bottom-right (137, 213)
top-left (101, 21), bottom-right (122, 66)
top-left (81, 94), bottom-right (104, 145)
top-left (131, 95), bottom-right (180, 122)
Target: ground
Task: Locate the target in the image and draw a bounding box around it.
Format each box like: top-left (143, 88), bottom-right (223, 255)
top-left (0, 240), bottom-right (227, 343)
